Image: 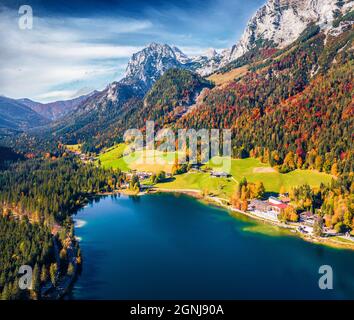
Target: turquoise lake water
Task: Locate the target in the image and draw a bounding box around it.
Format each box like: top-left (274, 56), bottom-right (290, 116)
top-left (69, 193), bottom-right (354, 299)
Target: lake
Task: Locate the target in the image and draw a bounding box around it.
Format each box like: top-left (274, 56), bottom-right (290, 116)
top-left (69, 193), bottom-right (354, 299)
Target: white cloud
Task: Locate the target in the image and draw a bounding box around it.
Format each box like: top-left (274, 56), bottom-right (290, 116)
top-left (0, 0), bottom-right (262, 102)
top-left (0, 7), bottom-right (148, 102)
top-left (35, 90), bottom-right (82, 101)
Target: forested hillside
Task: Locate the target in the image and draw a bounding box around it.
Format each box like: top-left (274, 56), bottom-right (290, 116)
top-left (142, 69), bottom-right (213, 125)
top-left (0, 156), bottom-right (126, 299)
top-left (0, 218), bottom-right (54, 300)
top-left (79, 69), bottom-right (213, 152)
top-left (0, 157), bottom-right (125, 223)
top-left (178, 25), bottom-right (353, 175)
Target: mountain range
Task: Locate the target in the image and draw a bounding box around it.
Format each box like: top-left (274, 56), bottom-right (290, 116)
top-left (17, 92), bottom-right (97, 121)
top-left (119, 0), bottom-right (352, 78)
top-left (222, 0), bottom-right (353, 62)
top-left (120, 0), bottom-right (353, 81)
top-left (0, 0), bottom-right (353, 164)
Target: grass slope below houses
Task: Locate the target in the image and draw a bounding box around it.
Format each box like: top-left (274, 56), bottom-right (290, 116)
top-left (98, 143), bottom-right (130, 171)
top-left (155, 172), bottom-right (235, 199)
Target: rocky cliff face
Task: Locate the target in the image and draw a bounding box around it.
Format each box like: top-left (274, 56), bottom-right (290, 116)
top-left (222, 0), bottom-right (353, 64)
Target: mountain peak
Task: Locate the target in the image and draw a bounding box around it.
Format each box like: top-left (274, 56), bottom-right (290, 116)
top-left (122, 42), bottom-right (186, 91)
top-left (119, 0), bottom-right (353, 88)
top-left (147, 42), bottom-right (168, 49)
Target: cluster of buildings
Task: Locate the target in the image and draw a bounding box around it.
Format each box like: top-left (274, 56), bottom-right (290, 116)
top-left (299, 211), bottom-right (316, 226)
top-left (65, 147), bottom-right (96, 163)
top-left (248, 196), bottom-right (291, 221)
top-left (79, 154), bottom-right (96, 163)
top-left (247, 195), bottom-right (325, 236)
top-left (126, 171), bottom-right (153, 181)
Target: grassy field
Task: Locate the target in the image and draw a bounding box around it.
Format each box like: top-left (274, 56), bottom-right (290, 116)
top-left (157, 157), bottom-right (333, 198)
top-left (205, 157), bottom-right (333, 194)
top-left (98, 143), bottom-right (183, 173)
top-left (98, 144), bottom-right (131, 171)
top-left (127, 150), bottom-right (184, 174)
top-left (98, 144), bottom-right (334, 197)
top-left (155, 172), bottom-right (235, 199)
top-left (207, 65), bottom-right (248, 86)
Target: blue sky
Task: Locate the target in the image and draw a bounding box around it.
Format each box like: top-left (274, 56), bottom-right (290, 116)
top-left (0, 0), bottom-right (265, 102)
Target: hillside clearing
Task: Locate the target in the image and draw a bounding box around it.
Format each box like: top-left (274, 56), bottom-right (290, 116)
top-left (208, 65), bottom-right (249, 86)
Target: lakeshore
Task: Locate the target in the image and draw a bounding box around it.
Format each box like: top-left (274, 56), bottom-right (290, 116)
top-left (38, 148), bottom-right (352, 298)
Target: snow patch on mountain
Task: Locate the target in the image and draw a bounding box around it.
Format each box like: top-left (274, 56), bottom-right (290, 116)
top-left (190, 49), bottom-right (223, 76)
top-left (106, 83), bottom-right (118, 102)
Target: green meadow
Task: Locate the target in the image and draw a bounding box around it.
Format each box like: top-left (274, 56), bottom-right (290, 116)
top-left (204, 156), bottom-right (333, 194)
top-left (155, 172), bottom-right (236, 199)
top-left (98, 143), bottom-right (181, 173)
top-left (98, 143), bottom-right (334, 197)
top-left (98, 144), bottom-right (131, 171)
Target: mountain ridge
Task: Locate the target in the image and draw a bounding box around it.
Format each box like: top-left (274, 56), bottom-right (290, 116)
top-left (0, 96), bottom-right (49, 135)
top-left (18, 92), bottom-right (98, 121)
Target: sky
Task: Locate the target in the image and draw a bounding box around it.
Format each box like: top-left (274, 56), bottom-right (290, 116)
top-left (0, 0), bottom-right (265, 102)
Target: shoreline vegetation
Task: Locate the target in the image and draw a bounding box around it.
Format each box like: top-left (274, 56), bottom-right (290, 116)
top-left (0, 157), bottom-right (121, 300)
top-left (1, 204), bottom-right (81, 300)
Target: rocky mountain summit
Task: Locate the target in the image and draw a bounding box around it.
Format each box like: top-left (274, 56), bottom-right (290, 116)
top-left (121, 43), bottom-right (189, 92)
top-left (222, 0), bottom-right (353, 63)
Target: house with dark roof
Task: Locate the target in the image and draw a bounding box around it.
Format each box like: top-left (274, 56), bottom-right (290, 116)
top-left (210, 171), bottom-right (229, 178)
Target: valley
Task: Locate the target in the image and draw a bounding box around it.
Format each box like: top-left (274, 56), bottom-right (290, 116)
top-left (0, 0), bottom-right (353, 300)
